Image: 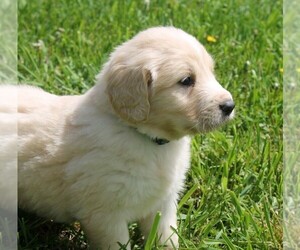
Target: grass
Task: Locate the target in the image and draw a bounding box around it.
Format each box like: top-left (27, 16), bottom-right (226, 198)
top-left (18, 0), bottom-right (283, 249)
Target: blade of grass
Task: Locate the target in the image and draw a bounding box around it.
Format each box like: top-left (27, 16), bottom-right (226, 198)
top-left (178, 182), bottom-right (199, 210)
top-left (144, 212), bottom-right (161, 250)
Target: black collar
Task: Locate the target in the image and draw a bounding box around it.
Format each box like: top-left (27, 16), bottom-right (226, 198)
top-left (152, 137), bottom-right (170, 145)
top-left (134, 128), bottom-right (169, 145)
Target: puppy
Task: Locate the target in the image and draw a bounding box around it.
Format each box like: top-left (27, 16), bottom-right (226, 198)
top-left (10, 27), bottom-right (234, 249)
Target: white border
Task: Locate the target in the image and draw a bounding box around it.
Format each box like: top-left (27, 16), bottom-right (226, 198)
top-left (0, 0), bottom-right (18, 249)
top-left (283, 0), bottom-right (300, 248)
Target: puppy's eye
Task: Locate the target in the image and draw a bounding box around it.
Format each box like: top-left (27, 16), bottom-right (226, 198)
top-left (179, 76), bottom-right (194, 87)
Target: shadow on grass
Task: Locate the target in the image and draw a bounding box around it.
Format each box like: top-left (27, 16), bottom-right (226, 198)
top-left (18, 210), bottom-right (145, 250)
top-left (18, 209), bottom-right (87, 250)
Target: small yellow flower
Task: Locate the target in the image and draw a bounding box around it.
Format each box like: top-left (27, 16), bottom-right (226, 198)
top-left (207, 35), bottom-right (217, 43)
top-left (279, 68), bottom-right (283, 73)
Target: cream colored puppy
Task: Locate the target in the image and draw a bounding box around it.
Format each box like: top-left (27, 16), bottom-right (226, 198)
top-left (11, 27), bottom-right (234, 249)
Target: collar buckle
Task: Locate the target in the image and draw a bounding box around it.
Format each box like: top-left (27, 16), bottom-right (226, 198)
top-left (153, 138), bottom-right (170, 145)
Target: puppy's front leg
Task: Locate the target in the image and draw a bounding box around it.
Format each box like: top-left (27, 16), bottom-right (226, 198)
top-left (140, 196), bottom-right (179, 249)
top-left (82, 215), bottom-right (130, 250)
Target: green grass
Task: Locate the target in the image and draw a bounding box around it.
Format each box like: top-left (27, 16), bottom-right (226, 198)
top-left (18, 0), bottom-right (283, 249)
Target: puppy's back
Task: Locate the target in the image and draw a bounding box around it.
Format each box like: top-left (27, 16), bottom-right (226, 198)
top-left (10, 85), bottom-right (77, 221)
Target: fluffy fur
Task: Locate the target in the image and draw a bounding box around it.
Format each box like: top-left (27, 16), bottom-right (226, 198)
top-left (2, 27), bottom-right (234, 249)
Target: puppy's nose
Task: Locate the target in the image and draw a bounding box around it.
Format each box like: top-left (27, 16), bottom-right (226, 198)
top-left (219, 100), bottom-right (235, 116)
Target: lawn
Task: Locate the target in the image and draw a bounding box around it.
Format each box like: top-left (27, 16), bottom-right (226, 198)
top-left (18, 0), bottom-right (283, 249)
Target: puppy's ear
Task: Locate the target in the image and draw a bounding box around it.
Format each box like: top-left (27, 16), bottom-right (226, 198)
top-left (106, 65), bottom-right (153, 124)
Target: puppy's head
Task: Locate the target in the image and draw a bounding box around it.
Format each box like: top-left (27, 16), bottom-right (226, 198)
top-left (103, 27), bottom-right (234, 140)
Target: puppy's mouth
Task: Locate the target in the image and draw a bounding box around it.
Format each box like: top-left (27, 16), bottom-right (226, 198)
top-left (187, 108), bottom-right (235, 134)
